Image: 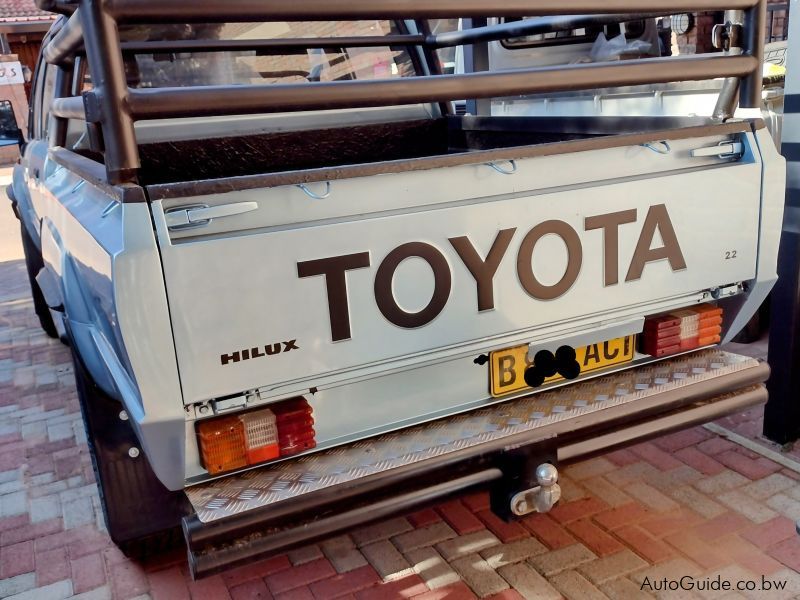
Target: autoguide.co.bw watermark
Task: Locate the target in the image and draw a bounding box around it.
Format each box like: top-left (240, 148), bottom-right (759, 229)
top-left (640, 574), bottom-right (788, 593)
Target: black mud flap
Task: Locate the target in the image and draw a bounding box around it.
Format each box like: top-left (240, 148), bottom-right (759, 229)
top-left (72, 351), bottom-right (192, 554)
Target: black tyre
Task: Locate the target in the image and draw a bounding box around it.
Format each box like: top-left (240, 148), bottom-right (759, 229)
top-left (19, 222), bottom-right (58, 338)
top-left (70, 347), bottom-right (190, 559)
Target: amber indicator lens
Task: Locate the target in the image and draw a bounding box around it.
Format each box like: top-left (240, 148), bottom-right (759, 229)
top-left (197, 416), bottom-right (248, 475)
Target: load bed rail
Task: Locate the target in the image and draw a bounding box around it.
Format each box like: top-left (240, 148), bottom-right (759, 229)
top-left (36, 0), bottom-right (767, 184)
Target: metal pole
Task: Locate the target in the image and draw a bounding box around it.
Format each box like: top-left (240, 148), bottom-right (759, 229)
top-left (80, 0), bottom-right (139, 184)
top-left (765, 0), bottom-right (800, 444)
top-left (48, 54), bottom-right (758, 121)
top-left (712, 9), bottom-right (744, 121)
top-left (740, 0), bottom-right (766, 107)
top-left (105, 0), bottom-right (760, 22)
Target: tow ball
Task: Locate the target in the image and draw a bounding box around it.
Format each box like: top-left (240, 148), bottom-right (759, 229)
top-left (509, 463), bottom-right (562, 516)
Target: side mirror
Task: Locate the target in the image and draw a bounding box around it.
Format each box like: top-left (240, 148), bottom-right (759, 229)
top-left (0, 99), bottom-right (24, 149)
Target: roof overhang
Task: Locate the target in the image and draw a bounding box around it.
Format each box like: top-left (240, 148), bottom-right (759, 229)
top-left (0, 19), bottom-right (54, 34)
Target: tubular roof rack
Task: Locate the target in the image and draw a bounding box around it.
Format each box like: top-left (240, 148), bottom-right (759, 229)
top-left (36, 0), bottom-right (767, 185)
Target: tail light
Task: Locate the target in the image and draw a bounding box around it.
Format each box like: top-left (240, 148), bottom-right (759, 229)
top-left (197, 397), bottom-right (316, 475)
top-left (641, 303), bottom-right (723, 359)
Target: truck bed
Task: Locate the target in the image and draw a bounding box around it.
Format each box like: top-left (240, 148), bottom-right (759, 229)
top-left (135, 115), bottom-right (710, 185)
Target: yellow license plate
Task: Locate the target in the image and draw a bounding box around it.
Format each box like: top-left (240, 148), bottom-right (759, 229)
top-left (489, 336), bottom-right (636, 398)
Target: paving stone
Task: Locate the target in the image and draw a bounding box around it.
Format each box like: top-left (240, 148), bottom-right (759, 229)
top-left (759, 568), bottom-right (800, 600)
top-left (717, 489), bottom-right (779, 524)
top-left (354, 574), bottom-right (428, 600)
top-left (307, 564), bottom-right (381, 599)
top-left (549, 569), bottom-right (608, 600)
top-left (580, 476), bottom-right (632, 508)
top-left (62, 497), bottom-right (94, 530)
top-left (497, 562), bottom-right (560, 600)
top-left (392, 521), bottom-right (457, 554)
top-left (601, 577), bottom-right (653, 600)
top-left (522, 513), bottom-right (575, 550)
top-left (630, 442), bottom-right (684, 471)
top-left (477, 511), bottom-right (529, 544)
top-left (287, 545), bottom-right (323, 566)
top-left (436, 500), bottom-right (483, 535)
top-left (741, 473), bottom-right (796, 500)
top-left (591, 503), bottom-right (651, 531)
top-left (450, 553), bottom-right (509, 598)
top-left (435, 529), bottom-right (500, 562)
top-left (351, 517), bottom-right (413, 547)
top-left (0, 491), bottom-right (27, 517)
top-left (46, 422), bottom-right (74, 443)
top-left (265, 558), bottom-right (335, 595)
top-left (740, 516), bottom-right (796, 550)
top-left (528, 543), bottom-right (596, 577)
top-left (766, 493), bottom-right (800, 521)
top-left (663, 532), bottom-right (727, 571)
top-left (665, 485), bottom-right (727, 520)
top-left (68, 585), bottom-right (112, 600)
top-left (716, 451), bottom-right (782, 481)
top-left (405, 546), bottom-right (460, 590)
top-left (564, 458), bottom-right (617, 481)
top-left (578, 549), bottom-right (648, 585)
top-left (30, 495), bottom-right (61, 524)
top-left (549, 496), bottom-right (610, 524)
top-left (0, 573), bottom-right (36, 597)
top-left (320, 535), bottom-right (368, 574)
top-left (360, 539), bottom-right (411, 581)
top-left (478, 537), bottom-right (547, 569)
top-left (630, 557), bottom-right (702, 586)
top-left (692, 512), bottom-right (752, 540)
top-left (604, 462), bottom-right (661, 488)
top-left (5, 579), bottom-right (73, 600)
top-left (625, 482), bottom-right (679, 512)
top-left (694, 471), bottom-right (750, 495)
top-left (407, 508), bottom-right (441, 528)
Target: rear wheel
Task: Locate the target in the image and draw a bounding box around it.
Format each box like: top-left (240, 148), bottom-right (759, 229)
top-left (19, 223), bottom-right (58, 338)
top-left (70, 347), bottom-right (190, 558)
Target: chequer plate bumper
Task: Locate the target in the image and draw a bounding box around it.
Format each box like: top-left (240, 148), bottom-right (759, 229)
top-left (186, 349), bottom-right (760, 523)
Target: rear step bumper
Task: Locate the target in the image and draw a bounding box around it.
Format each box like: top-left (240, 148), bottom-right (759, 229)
top-left (183, 350), bottom-right (768, 578)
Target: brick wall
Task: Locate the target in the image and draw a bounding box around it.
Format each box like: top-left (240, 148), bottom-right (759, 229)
top-left (672, 2), bottom-right (789, 56)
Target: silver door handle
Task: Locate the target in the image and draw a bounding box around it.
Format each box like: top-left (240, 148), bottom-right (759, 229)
top-left (691, 141), bottom-right (744, 158)
top-left (165, 202), bottom-right (258, 230)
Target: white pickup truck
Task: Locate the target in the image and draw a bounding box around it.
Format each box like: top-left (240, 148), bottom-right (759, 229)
top-left (8, 0), bottom-right (783, 577)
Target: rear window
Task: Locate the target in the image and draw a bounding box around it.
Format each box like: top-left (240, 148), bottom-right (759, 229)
top-left (80, 20), bottom-right (417, 90)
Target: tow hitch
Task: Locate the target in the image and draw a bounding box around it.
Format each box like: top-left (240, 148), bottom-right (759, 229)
top-left (510, 463), bottom-right (562, 516)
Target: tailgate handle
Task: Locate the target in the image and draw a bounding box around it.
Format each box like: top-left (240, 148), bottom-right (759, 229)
top-left (691, 140), bottom-right (744, 159)
top-left (165, 202), bottom-right (258, 230)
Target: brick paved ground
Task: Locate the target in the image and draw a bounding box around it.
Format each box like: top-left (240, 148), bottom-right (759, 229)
top-left (3, 254), bottom-right (800, 599)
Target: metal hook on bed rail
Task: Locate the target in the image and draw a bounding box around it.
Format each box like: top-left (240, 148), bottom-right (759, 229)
top-left (486, 160), bottom-right (517, 175)
top-left (641, 141), bottom-right (671, 155)
top-left (297, 181), bottom-right (332, 200)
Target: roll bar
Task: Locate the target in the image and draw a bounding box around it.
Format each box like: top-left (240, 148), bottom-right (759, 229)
top-left (37, 0), bottom-right (767, 185)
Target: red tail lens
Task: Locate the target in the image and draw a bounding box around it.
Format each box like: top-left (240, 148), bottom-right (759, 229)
top-left (197, 397), bottom-right (316, 475)
top-left (272, 398), bottom-right (317, 456)
top-left (641, 303), bottom-right (723, 359)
